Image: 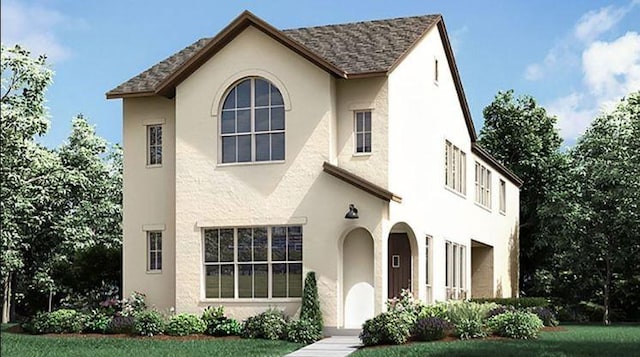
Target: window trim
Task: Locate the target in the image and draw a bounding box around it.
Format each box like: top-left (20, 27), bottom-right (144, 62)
top-left (444, 140), bottom-right (467, 196)
top-left (499, 179), bottom-right (506, 214)
top-left (218, 77), bottom-right (286, 165)
top-left (201, 226), bottom-right (303, 301)
top-left (445, 240), bottom-right (467, 300)
top-left (474, 162), bottom-right (492, 210)
top-left (147, 231), bottom-right (162, 273)
top-left (353, 109), bottom-right (372, 155)
top-left (146, 124), bottom-right (163, 167)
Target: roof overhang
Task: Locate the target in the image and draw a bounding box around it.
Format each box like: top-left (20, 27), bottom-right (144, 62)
top-left (472, 143), bottom-right (523, 188)
top-left (322, 162), bottom-right (402, 203)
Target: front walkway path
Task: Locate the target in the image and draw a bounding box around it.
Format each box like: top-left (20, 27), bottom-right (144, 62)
top-left (285, 336), bottom-right (362, 357)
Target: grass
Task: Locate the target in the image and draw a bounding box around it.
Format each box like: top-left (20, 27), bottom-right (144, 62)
top-left (1, 324), bottom-right (303, 357)
top-left (352, 325), bottom-right (640, 357)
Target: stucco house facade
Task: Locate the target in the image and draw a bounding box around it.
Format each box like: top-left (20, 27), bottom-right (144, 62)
top-left (107, 11), bottom-right (521, 333)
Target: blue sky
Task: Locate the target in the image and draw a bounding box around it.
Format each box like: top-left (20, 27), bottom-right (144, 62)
top-left (2, 0), bottom-right (639, 148)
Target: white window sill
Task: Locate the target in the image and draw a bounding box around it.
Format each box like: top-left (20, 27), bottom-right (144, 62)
top-left (217, 160), bottom-right (285, 168)
top-left (444, 185), bottom-right (466, 199)
top-left (499, 210), bottom-right (506, 216)
top-left (200, 298), bottom-right (302, 303)
top-left (146, 164), bottom-right (163, 169)
top-left (146, 270), bottom-right (162, 274)
top-left (434, 80), bottom-right (439, 86)
top-left (474, 201), bottom-right (492, 213)
top-left (353, 152), bottom-right (372, 157)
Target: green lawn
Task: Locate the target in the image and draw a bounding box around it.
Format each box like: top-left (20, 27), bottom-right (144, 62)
top-left (1, 325), bottom-right (303, 357)
top-left (352, 325), bottom-right (640, 357)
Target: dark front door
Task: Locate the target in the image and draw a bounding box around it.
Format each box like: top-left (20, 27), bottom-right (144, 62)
top-left (388, 233), bottom-right (411, 299)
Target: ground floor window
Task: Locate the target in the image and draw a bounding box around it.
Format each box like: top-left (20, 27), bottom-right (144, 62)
top-left (203, 226), bottom-right (302, 299)
top-left (147, 231), bottom-right (162, 272)
top-left (445, 241), bottom-right (467, 300)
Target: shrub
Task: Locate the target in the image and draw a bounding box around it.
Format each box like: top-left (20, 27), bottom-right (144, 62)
top-left (414, 317), bottom-right (450, 341)
top-left (527, 306), bottom-right (559, 327)
top-left (486, 305), bottom-right (516, 320)
top-left (82, 310), bottom-right (112, 333)
top-left (133, 310), bottom-right (165, 336)
top-left (22, 312), bottom-right (51, 334)
top-left (285, 319), bottom-right (323, 344)
top-left (212, 318), bottom-right (242, 336)
top-left (121, 291), bottom-right (147, 317)
top-left (107, 316), bottom-right (135, 334)
top-left (443, 301), bottom-right (496, 339)
top-left (417, 303), bottom-right (448, 320)
top-left (23, 309), bottom-right (86, 334)
top-left (300, 272), bottom-right (324, 334)
top-left (488, 311), bottom-right (543, 339)
top-left (165, 313), bottom-right (206, 336)
top-left (386, 289), bottom-right (423, 324)
top-left (242, 309), bottom-right (288, 340)
top-left (471, 297), bottom-right (549, 308)
top-left (359, 311), bottom-right (412, 346)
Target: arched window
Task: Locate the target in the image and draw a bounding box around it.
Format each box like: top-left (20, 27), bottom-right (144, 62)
top-left (220, 78), bottom-right (285, 163)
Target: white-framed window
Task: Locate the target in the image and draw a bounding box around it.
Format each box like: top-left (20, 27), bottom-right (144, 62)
top-left (220, 77), bottom-right (285, 163)
top-left (425, 235), bottom-right (433, 303)
top-left (147, 125), bottom-right (162, 165)
top-left (499, 179), bottom-right (506, 214)
top-left (147, 231), bottom-right (162, 272)
top-left (203, 226), bottom-right (302, 299)
top-left (445, 140), bottom-right (466, 195)
top-left (445, 241), bottom-right (466, 300)
top-left (475, 162), bottom-right (492, 208)
top-left (354, 110), bottom-right (372, 154)
top-left (434, 58), bottom-right (439, 83)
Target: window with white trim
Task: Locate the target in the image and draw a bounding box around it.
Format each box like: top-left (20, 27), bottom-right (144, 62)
top-left (445, 140), bottom-right (466, 195)
top-left (499, 179), bottom-right (506, 214)
top-left (354, 110), bottom-right (372, 154)
top-left (203, 226), bottom-right (302, 299)
top-left (475, 162), bottom-right (492, 208)
top-left (147, 125), bottom-right (162, 165)
top-left (220, 78), bottom-right (285, 163)
top-left (147, 231), bottom-right (162, 271)
top-left (426, 235), bottom-right (433, 303)
top-left (445, 241), bottom-right (466, 300)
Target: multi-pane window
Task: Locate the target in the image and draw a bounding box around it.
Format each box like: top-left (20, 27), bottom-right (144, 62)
top-left (147, 125), bottom-right (162, 165)
top-left (499, 179), bottom-right (506, 214)
top-left (445, 140), bottom-right (466, 194)
top-left (426, 235), bottom-right (433, 303)
top-left (354, 110), bottom-right (372, 154)
top-left (203, 226), bottom-right (302, 299)
top-left (221, 78), bottom-right (285, 163)
top-left (475, 162), bottom-right (492, 208)
top-left (147, 231), bottom-right (162, 271)
top-left (445, 241), bottom-right (466, 300)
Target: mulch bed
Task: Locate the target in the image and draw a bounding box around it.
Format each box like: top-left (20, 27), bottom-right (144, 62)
top-left (542, 326), bottom-right (568, 332)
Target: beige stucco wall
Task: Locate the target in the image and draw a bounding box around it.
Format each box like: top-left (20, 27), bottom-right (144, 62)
top-left (122, 96), bottom-right (176, 310)
top-left (387, 24), bottom-right (519, 303)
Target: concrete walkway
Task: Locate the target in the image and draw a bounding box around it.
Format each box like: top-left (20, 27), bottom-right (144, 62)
top-left (285, 336), bottom-right (362, 357)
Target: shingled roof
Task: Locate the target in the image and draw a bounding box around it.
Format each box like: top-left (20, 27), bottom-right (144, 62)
top-left (106, 11), bottom-right (440, 99)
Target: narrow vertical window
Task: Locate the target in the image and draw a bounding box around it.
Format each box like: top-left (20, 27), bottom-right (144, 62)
top-left (434, 59), bottom-right (439, 82)
top-left (445, 241), bottom-right (451, 288)
top-left (354, 110), bottom-right (372, 154)
top-left (147, 125), bottom-right (162, 165)
top-left (499, 179), bottom-right (506, 213)
top-left (148, 231), bottom-right (162, 271)
top-left (475, 162), bottom-right (492, 209)
top-left (444, 140), bottom-right (466, 195)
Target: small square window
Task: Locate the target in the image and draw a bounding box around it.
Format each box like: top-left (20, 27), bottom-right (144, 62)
top-left (354, 110), bottom-right (372, 154)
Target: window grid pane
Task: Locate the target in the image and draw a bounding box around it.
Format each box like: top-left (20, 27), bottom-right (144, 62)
top-left (354, 110), bottom-right (372, 153)
top-left (147, 125), bottom-right (162, 165)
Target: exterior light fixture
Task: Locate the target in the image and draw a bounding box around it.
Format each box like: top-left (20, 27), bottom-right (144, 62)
top-left (345, 204), bottom-right (359, 219)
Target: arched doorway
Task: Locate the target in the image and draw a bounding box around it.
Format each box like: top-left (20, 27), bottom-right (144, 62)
top-left (342, 228), bottom-right (374, 328)
top-left (388, 233), bottom-right (411, 299)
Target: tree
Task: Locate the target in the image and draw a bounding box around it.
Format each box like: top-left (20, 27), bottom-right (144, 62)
top-left (1, 44), bottom-right (55, 322)
top-left (568, 92), bottom-right (640, 324)
top-left (479, 90), bottom-right (570, 296)
top-left (300, 271), bottom-right (323, 334)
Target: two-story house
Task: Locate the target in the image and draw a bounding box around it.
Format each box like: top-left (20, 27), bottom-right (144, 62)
top-left (107, 11), bottom-right (521, 333)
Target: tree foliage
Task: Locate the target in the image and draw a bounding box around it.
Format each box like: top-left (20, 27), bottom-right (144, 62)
top-left (479, 90), bottom-right (570, 295)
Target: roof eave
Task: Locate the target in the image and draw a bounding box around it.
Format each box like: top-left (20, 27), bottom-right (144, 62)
top-left (105, 90), bottom-right (156, 100)
top-left (471, 143), bottom-right (524, 188)
top-left (154, 10), bottom-right (347, 98)
top-left (323, 162), bottom-right (402, 203)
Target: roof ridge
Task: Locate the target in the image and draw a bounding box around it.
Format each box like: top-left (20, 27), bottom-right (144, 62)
top-left (282, 13), bottom-right (440, 32)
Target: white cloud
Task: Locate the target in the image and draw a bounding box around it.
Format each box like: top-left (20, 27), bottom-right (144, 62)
top-left (0, 1), bottom-right (72, 61)
top-left (522, 1), bottom-right (640, 142)
top-left (449, 26), bottom-right (468, 54)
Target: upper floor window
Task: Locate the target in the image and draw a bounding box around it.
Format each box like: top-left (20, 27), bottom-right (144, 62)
top-left (445, 140), bottom-right (466, 195)
top-left (220, 78), bottom-right (285, 163)
top-left (475, 162), bottom-right (492, 208)
top-left (499, 179), bottom-right (506, 214)
top-left (147, 125), bottom-right (162, 165)
top-left (354, 110), bottom-right (372, 154)
top-left (434, 59), bottom-right (439, 83)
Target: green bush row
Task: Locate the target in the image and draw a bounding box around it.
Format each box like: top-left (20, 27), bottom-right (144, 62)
top-left (470, 297), bottom-right (549, 308)
top-left (360, 290), bottom-right (549, 346)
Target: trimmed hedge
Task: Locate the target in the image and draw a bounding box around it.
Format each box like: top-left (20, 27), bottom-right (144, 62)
top-left (165, 313), bottom-right (206, 336)
top-left (470, 297), bottom-right (549, 308)
top-left (488, 311), bottom-right (544, 339)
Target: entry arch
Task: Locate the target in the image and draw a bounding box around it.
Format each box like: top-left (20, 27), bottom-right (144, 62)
top-left (342, 227), bottom-right (375, 328)
top-left (388, 222), bottom-right (419, 299)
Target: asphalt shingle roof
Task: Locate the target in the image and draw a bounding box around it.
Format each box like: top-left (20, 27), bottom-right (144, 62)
top-left (107, 14), bottom-right (440, 97)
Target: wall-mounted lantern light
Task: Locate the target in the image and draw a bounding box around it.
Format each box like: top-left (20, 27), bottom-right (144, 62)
top-left (345, 204), bottom-right (359, 219)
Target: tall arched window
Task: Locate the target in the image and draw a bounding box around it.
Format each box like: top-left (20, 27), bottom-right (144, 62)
top-left (220, 78), bottom-right (285, 163)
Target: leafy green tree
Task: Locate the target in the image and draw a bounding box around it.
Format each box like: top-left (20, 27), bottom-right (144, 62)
top-left (567, 92), bottom-right (640, 324)
top-left (479, 90), bottom-right (569, 296)
top-left (1, 44), bottom-right (55, 322)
